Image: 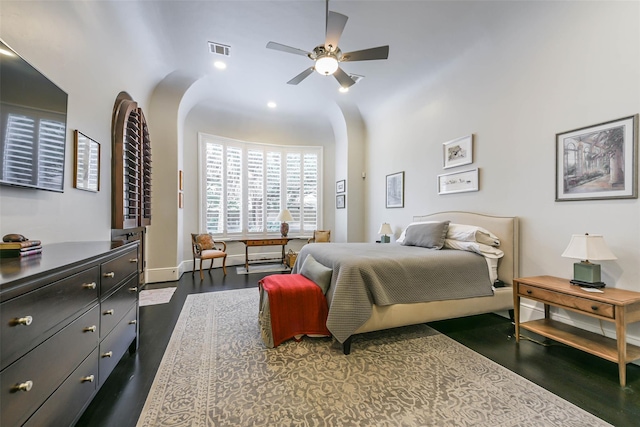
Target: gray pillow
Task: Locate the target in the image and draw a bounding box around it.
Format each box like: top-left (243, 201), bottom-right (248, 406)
top-left (401, 221), bottom-right (450, 249)
top-left (300, 254), bottom-right (332, 294)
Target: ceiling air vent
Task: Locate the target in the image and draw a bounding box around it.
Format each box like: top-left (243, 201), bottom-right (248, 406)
top-left (208, 42), bottom-right (230, 56)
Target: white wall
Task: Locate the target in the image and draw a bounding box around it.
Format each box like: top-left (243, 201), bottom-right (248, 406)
top-left (0, 1), bottom-right (168, 244)
top-left (364, 2), bottom-right (640, 338)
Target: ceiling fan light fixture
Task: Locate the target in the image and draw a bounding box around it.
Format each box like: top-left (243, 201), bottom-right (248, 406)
top-left (315, 55), bottom-right (339, 75)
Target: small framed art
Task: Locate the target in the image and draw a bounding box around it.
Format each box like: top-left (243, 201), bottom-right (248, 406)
top-left (336, 179), bottom-right (345, 193)
top-left (74, 130), bottom-right (100, 192)
top-left (437, 168), bottom-right (479, 195)
top-left (556, 115), bottom-right (638, 201)
top-left (336, 194), bottom-right (345, 209)
top-left (386, 171), bottom-right (404, 208)
top-left (443, 134), bottom-right (473, 169)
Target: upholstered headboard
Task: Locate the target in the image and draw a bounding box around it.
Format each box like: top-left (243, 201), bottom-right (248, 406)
top-left (412, 212), bottom-right (519, 286)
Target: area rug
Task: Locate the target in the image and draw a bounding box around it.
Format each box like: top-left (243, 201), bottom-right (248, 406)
top-left (139, 287), bottom-right (177, 307)
top-left (235, 263), bottom-right (289, 275)
top-left (135, 288), bottom-right (611, 427)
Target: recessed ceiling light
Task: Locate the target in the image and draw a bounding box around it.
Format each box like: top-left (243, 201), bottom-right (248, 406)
top-left (339, 87), bottom-right (349, 93)
top-left (267, 102), bottom-right (277, 109)
top-left (214, 61), bottom-right (227, 70)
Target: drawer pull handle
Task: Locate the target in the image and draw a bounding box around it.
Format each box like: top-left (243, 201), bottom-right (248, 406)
top-left (103, 309), bottom-right (115, 316)
top-left (83, 325), bottom-right (97, 333)
top-left (12, 316), bottom-right (33, 326)
top-left (128, 287), bottom-right (138, 292)
top-left (83, 282), bottom-right (97, 290)
top-left (129, 319), bottom-right (137, 325)
top-left (81, 375), bottom-right (95, 383)
top-left (526, 290), bottom-right (532, 295)
top-left (104, 272), bottom-right (115, 278)
top-left (129, 258), bottom-right (138, 263)
top-left (592, 305), bottom-right (598, 311)
top-left (102, 351), bottom-right (113, 358)
top-left (13, 381), bottom-right (33, 392)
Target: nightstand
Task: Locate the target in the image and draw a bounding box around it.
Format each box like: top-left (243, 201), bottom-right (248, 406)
top-left (513, 275), bottom-right (640, 387)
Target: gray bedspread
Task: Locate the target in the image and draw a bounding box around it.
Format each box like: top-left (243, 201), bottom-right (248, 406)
top-left (292, 243), bottom-right (493, 343)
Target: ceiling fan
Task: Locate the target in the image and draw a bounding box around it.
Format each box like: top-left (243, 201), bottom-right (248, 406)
top-left (266, 0), bottom-right (389, 88)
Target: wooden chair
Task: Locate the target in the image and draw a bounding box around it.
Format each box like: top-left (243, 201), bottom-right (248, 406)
top-left (307, 230), bottom-right (331, 244)
top-left (191, 233), bottom-right (227, 280)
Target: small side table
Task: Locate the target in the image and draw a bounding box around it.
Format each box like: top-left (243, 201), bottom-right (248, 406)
top-left (514, 275), bottom-right (640, 387)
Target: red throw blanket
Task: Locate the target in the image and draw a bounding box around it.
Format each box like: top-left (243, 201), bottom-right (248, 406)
top-left (259, 274), bottom-right (330, 347)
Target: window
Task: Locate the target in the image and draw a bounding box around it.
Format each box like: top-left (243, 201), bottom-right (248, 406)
top-left (199, 133), bottom-right (322, 237)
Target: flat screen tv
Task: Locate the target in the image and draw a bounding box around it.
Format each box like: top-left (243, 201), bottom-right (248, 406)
top-left (0, 39), bottom-right (68, 192)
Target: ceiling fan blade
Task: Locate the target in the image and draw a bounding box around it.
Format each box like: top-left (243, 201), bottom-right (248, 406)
top-left (341, 46), bottom-right (389, 62)
top-left (325, 11), bottom-right (348, 52)
top-left (333, 67), bottom-right (356, 88)
top-left (266, 41), bottom-right (310, 57)
top-left (287, 67), bottom-right (315, 85)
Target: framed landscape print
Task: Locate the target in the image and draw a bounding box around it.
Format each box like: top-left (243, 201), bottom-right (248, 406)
top-left (336, 179), bottom-right (345, 193)
top-left (386, 171), bottom-right (404, 208)
top-left (556, 115), bottom-right (638, 201)
top-left (443, 134), bottom-right (473, 169)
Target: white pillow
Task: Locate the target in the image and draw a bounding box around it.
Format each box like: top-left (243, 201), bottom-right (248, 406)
top-left (446, 223), bottom-right (500, 247)
top-left (396, 221), bottom-right (441, 244)
top-left (443, 239), bottom-right (504, 258)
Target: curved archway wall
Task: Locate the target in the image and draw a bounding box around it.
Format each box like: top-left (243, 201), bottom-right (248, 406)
top-left (146, 74), bottom-right (366, 283)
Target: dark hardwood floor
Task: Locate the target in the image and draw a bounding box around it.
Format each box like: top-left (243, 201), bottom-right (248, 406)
top-left (76, 267), bottom-right (640, 427)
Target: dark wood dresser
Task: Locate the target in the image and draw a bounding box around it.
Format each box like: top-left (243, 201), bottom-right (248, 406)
top-left (0, 241), bottom-right (140, 426)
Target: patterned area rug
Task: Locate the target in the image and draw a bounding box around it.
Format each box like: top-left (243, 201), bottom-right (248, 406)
top-left (139, 287), bottom-right (177, 307)
top-left (136, 289), bottom-right (611, 427)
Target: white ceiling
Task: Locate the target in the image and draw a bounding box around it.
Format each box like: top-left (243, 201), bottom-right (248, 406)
top-left (111, 1), bottom-right (527, 123)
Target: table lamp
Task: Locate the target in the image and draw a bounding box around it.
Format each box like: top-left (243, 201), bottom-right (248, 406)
top-left (378, 223), bottom-right (393, 243)
top-left (276, 209), bottom-right (293, 237)
top-left (561, 233), bottom-right (617, 288)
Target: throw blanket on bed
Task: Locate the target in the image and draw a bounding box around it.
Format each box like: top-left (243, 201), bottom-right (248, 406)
top-left (258, 274), bottom-right (331, 348)
top-left (292, 243), bottom-right (493, 343)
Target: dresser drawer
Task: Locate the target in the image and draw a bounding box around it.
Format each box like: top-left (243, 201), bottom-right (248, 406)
top-left (99, 305), bottom-right (137, 386)
top-left (100, 275), bottom-right (138, 339)
top-left (23, 348), bottom-right (98, 427)
top-left (0, 304), bottom-right (99, 427)
top-left (100, 248), bottom-right (138, 296)
top-left (1, 267), bottom-right (99, 370)
top-left (519, 284), bottom-right (615, 318)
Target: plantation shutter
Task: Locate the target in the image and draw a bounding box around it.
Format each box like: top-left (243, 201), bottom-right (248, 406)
top-left (199, 133), bottom-right (322, 236)
top-left (205, 143), bottom-right (223, 233)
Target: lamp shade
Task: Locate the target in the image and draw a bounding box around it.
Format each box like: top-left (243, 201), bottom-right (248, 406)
top-left (378, 223), bottom-right (393, 236)
top-left (561, 234), bottom-right (617, 261)
top-left (276, 209), bottom-right (293, 222)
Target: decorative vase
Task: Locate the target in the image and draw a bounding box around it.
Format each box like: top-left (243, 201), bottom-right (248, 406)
top-left (280, 222), bottom-right (289, 237)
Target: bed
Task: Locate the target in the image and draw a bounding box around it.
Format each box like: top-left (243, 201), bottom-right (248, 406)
top-left (292, 211), bottom-right (519, 354)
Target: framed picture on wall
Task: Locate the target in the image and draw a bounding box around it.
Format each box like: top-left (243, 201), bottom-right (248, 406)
top-left (556, 115), bottom-right (638, 201)
top-left (336, 179), bottom-right (345, 193)
top-left (386, 171), bottom-right (404, 208)
top-left (336, 194), bottom-right (345, 209)
top-left (73, 130), bottom-right (100, 192)
top-left (443, 134), bottom-right (473, 169)
top-left (437, 168), bottom-right (479, 195)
